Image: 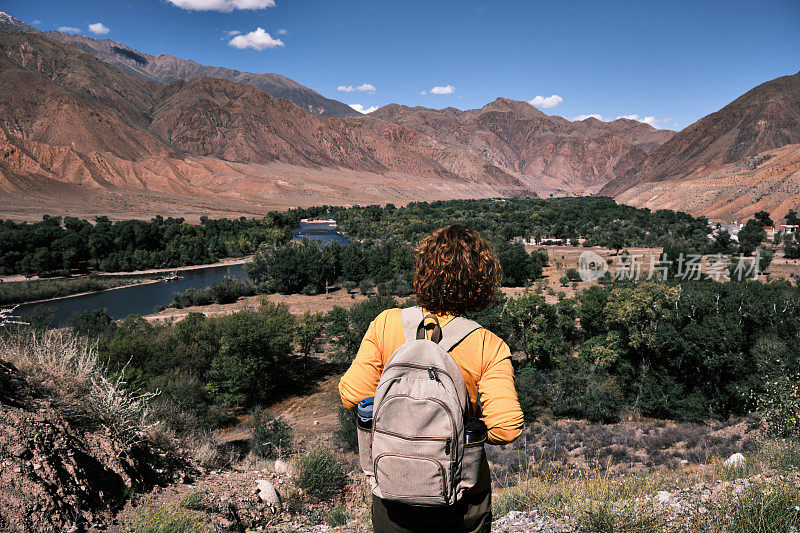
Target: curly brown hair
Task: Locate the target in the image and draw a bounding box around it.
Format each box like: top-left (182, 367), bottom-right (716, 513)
top-left (412, 225), bottom-right (502, 316)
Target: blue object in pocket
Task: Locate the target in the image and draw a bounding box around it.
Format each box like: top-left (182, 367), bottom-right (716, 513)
top-left (357, 396), bottom-right (374, 428)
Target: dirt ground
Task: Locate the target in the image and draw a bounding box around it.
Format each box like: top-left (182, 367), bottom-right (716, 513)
top-left (146, 289), bottom-right (372, 322)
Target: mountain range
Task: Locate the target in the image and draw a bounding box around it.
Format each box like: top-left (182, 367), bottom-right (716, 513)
top-left (0, 11), bottom-right (798, 222)
top-left (601, 71), bottom-right (800, 221)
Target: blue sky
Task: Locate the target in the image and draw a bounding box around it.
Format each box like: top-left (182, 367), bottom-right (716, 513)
top-left (5, 0), bottom-right (800, 130)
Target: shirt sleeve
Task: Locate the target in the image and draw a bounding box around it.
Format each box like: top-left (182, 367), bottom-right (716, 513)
top-left (477, 333), bottom-right (524, 445)
top-left (338, 310), bottom-right (387, 410)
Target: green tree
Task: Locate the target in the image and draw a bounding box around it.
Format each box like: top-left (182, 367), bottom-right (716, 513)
top-left (737, 219), bottom-right (766, 256)
top-left (576, 285), bottom-right (609, 338)
top-left (785, 232), bottom-right (800, 259)
top-left (754, 210), bottom-right (774, 228)
top-left (506, 293), bottom-right (568, 368)
top-left (206, 303), bottom-right (295, 406)
top-left (297, 311), bottom-right (326, 357)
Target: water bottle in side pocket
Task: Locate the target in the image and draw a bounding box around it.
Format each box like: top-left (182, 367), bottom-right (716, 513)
top-left (356, 397), bottom-right (374, 475)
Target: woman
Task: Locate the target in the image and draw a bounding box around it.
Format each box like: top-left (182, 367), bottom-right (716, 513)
top-left (339, 225), bottom-right (524, 532)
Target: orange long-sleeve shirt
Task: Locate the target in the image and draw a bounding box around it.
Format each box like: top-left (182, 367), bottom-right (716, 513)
top-left (338, 308), bottom-right (524, 445)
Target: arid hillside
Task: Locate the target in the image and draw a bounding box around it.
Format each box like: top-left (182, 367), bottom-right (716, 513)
top-left (0, 10), bottom-right (358, 118)
top-left (44, 31), bottom-right (361, 118)
top-left (0, 32), bottom-right (531, 221)
top-left (371, 98), bottom-right (674, 196)
top-left (601, 71), bottom-right (800, 211)
top-left (613, 143), bottom-right (800, 222)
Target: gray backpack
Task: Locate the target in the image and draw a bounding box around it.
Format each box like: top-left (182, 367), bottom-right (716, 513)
top-left (361, 306), bottom-right (487, 506)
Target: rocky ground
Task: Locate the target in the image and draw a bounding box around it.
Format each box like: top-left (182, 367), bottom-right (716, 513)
top-left (0, 360), bottom-right (188, 532)
top-left (490, 469), bottom-right (800, 532)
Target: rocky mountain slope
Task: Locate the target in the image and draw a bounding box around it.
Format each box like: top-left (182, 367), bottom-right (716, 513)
top-left (371, 98), bottom-right (674, 196)
top-left (614, 143), bottom-right (800, 222)
top-left (0, 32), bottom-right (529, 220)
top-left (601, 71), bottom-right (800, 197)
top-left (45, 31), bottom-right (361, 118)
top-left (0, 11), bottom-right (357, 118)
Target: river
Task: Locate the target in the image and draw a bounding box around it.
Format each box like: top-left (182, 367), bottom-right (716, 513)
top-left (16, 221), bottom-right (347, 327)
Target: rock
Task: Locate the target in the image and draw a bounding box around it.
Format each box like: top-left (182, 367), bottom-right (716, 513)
top-left (656, 491), bottom-right (673, 503)
top-left (274, 459), bottom-right (291, 475)
top-left (255, 479), bottom-right (281, 507)
top-left (724, 453), bottom-right (746, 467)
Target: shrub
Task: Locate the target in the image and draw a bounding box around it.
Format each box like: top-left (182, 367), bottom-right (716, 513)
top-left (206, 303), bottom-right (296, 406)
top-left (326, 506), bottom-right (349, 526)
top-left (296, 311), bottom-right (326, 357)
top-left (122, 495), bottom-right (206, 533)
top-left (169, 276), bottom-right (257, 309)
top-left (515, 365), bottom-right (549, 419)
top-left (358, 279), bottom-right (374, 295)
top-left (756, 371), bottom-right (800, 439)
top-left (250, 408), bottom-right (294, 458)
top-left (293, 447), bottom-right (346, 498)
top-left (342, 280), bottom-right (357, 294)
top-left (566, 268), bottom-right (581, 282)
top-left (3, 330), bottom-right (153, 440)
top-left (548, 357), bottom-right (623, 423)
top-left (326, 294), bottom-right (398, 366)
top-left (67, 308), bottom-right (113, 338)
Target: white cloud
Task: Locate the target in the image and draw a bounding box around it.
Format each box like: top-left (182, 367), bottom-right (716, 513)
top-left (429, 85), bottom-right (455, 95)
top-left (571, 113), bottom-right (672, 129)
top-left (225, 30), bottom-right (242, 36)
top-left (166, 0), bottom-right (275, 12)
top-left (572, 114), bottom-right (608, 122)
top-left (528, 94), bottom-right (562, 108)
top-left (337, 83), bottom-right (376, 94)
top-left (32, 19), bottom-right (42, 25)
top-left (229, 27), bottom-right (284, 50)
top-left (349, 104), bottom-right (379, 114)
top-left (420, 90), bottom-right (427, 95)
top-left (615, 114), bottom-right (672, 129)
top-left (58, 26), bottom-right (82, 33)
top-left (276, 28), bottom-right (288, 35)
top-left (88, 22), bottom-right (110, 34)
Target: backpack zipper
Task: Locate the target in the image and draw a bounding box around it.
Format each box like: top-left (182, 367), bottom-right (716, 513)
top-left (373, 393), bottom-right (457, 461)
top-left (381, 362), bottom-right (464, 418)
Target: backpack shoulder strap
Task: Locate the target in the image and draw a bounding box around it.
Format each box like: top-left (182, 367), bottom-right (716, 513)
top-left (400, 306), bottom-right (424, 343)
top-left (401, 306), bottom-right (481, 351)
top-left (438, 316), bottom-right (482, 353)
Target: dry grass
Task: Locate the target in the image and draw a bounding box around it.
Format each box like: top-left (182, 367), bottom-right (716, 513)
top-left (121, 492), bottom-right (207, 533)
top-left (493, 437), bottom-right (800, 532)
top-left (494, 467), bottom-right (676, 532)
top-left (1, 330), bottom-right (154, 440)
top-left (487, 417), bottom-right (759, 482)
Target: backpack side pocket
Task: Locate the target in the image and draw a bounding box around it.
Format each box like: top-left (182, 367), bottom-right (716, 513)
top-left (459, 438), bottom-right (486, 494)
top-left (357, 423), bottom-right (373, 475)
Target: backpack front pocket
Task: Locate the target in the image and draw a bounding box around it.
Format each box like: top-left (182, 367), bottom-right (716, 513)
top-left (374, 453), bottom-right (448, 505)
top-left (372, 429), bottom-right (454, 505)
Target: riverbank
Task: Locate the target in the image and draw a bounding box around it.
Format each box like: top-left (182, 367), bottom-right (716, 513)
top-left (0, 256), bottom-right (253, 283)
top-left (2, 257), bottom-right (254, 306)
top-left (1, 275), bottom-right (163, 307)
top-left (95, 256), bottom-right (252, 277)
